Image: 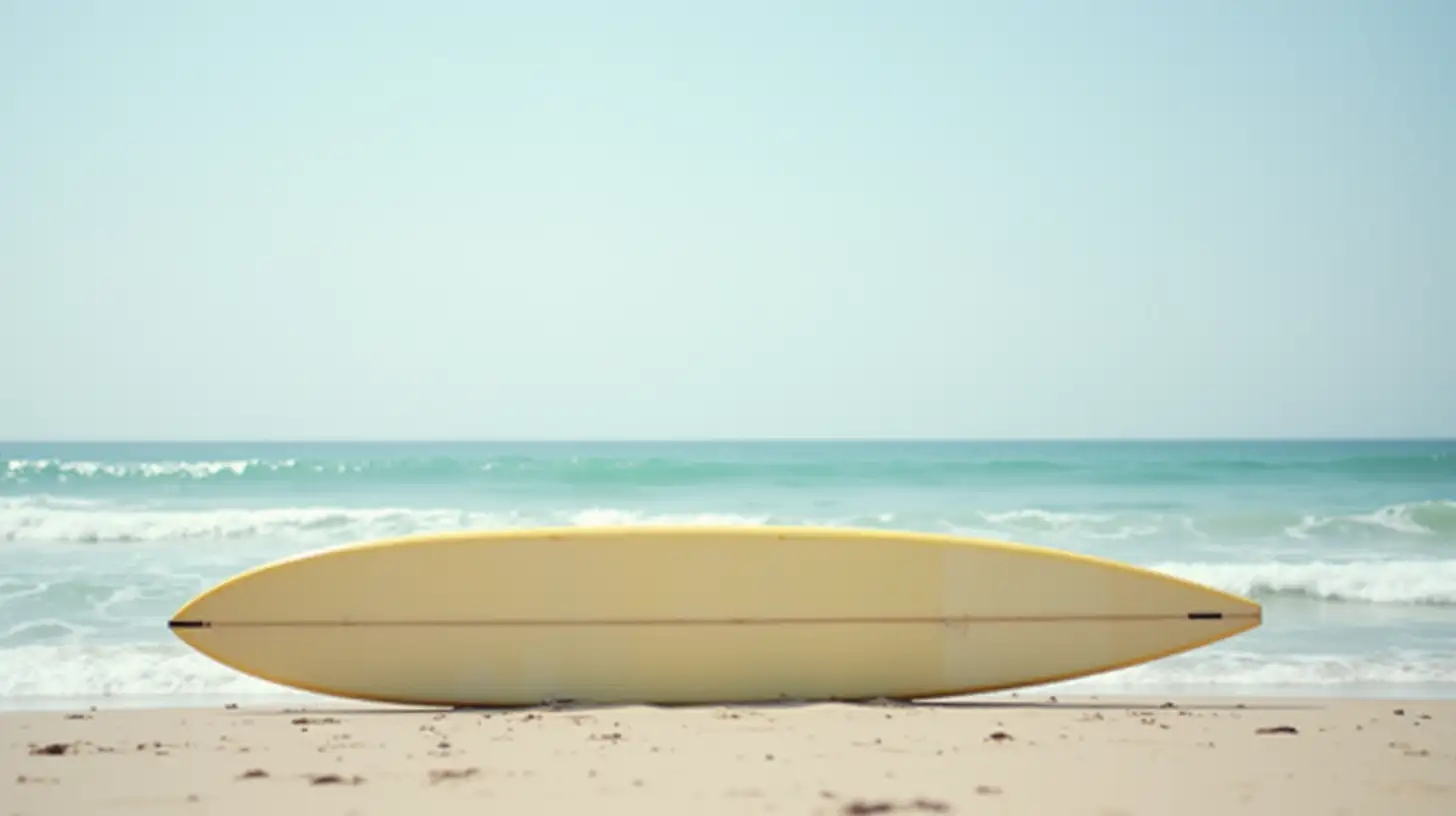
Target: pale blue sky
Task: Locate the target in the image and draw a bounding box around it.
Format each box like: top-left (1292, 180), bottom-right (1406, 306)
top-left (3, 1), bottom-right (1453, 440)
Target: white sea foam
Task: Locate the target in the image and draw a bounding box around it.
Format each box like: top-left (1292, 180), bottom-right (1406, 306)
top-left (567, 508), bottom-right (769, 527)
top-left (1152, 559), bottom-right (1456, 606)
top-left (1058, 649), bottom-right (1456, 691)
top-left (1286, 502), bottom-right (1452, 538)
top-left (0, 499), bottom-right (775, 545)
top-left (967, 501), bottom-right (1456, 541)
top-left (4, 495), bottom-right (1453, 544)
top-left (0, 643), bottom-right (296, 699)
top-left (961, 510), bottom-right (1162, 541)
top-left (2, 642), bottom-right (1452, 705)
top-left (5, 459), bottom-right (275, 479)
top-left (0, 501), bottom-right (482, 544)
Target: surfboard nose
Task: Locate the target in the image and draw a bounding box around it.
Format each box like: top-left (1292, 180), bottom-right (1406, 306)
top-left (168, 619), bottom-right (209, 630)
top-left (1179, 586), bottom-right (1262, 646)
top-left (168, 589), bottom-right (221, 635)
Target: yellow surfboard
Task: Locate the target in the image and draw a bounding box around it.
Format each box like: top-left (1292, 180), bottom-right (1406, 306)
top-left (169, 525), bottom-right (1261, 706)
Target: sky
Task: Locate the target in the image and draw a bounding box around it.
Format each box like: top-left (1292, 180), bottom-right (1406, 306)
top-left (2, 1), bottom-right (1453, 440)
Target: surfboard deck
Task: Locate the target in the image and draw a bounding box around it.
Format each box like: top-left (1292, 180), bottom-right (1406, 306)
top-left (168, 525), bottom-right (1261, 706)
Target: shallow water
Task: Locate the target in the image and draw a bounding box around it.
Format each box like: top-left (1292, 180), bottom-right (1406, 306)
top-left (4, 439), bottom-right (1454, 708)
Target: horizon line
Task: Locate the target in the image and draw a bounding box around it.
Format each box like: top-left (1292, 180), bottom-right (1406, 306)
top-left (3, 435), bottom-right (1454, 445)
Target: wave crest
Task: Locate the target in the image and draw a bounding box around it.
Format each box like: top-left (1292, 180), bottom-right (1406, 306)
top-left (7, 447), bottom-right (1453, 489)
top-left (0, 499), bottom-right (772, 545)
top-left (4, 497), bottom-right (1455, 546)
top-left (1153, 559), bottom-right (1456, 606)
top-left (966, 501), bottom-right (1456, 540)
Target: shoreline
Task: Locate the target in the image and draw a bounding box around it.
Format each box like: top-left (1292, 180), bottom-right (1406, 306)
top-left (7, 692), bottom-right (1453, 815)
top-left (7, 680), bottom-right (1456, 713)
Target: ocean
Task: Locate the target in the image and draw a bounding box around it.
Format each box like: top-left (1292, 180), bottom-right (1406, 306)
top-left (3, 439), bottom-right (1454, 710)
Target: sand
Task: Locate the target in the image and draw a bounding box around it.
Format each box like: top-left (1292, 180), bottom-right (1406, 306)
top-left (4, 693), bottom-right (1453, 815)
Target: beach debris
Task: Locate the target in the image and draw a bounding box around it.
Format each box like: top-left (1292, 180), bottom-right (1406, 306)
top-left (225, 703), bottom-right (238, 710)
top-left (291, 716), bottom-right (340, 726)
top-left (1255, 725), bottom-right (1299, 735)
top-left (64, 712), bottom-right (91, 720)
top-left (975, 785), bottom-right (1003, 796)
top-left (1393, 708), bottom-right (1405, 716)
top-left (306, 773), bottom-right (364, 786)
top-left (1160, 701), bottom-right (1177, 709)
top-left (28, 742), bottom-right (74, 756)
top-left (985, 730), bottom-right (1014, 743)
top-left (428, 767), bottom-right (479, 784)
top-left (590, 731), bottom-right (624, 743)
top-left (238, 769), bottom-right (269, 780)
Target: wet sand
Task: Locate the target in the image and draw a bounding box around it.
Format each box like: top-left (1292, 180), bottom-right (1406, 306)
top-left (5, 694), bottom-right (1454, 815)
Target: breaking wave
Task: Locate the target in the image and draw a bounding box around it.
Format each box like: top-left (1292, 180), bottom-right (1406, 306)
top-left (6, 446), bottom-right (1454, 489)
top-left (5, 497), bottom-right (1454, 545)
top-left (1153, 559), bottom-right (1456, 606)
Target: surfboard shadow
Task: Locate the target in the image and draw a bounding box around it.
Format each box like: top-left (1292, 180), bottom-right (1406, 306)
top-left (235, 696), bottom-right (1322, 716)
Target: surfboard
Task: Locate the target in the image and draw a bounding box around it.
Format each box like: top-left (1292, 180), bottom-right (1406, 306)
top-left (168, 525), bottom-right (1261, 706)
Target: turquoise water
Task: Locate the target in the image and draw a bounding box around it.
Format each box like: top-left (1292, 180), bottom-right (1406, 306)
top-left (3, 440), bottom-right (1454, 708)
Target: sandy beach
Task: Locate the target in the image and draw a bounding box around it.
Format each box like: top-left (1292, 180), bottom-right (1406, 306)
top-left (5, 693), bottom-right (1452, 815)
